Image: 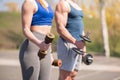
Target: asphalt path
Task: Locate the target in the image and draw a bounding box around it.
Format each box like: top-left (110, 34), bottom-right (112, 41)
top-left (0, 50), bottom-right (120, 80)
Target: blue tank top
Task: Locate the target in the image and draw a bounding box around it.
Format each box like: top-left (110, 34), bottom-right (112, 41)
top-left (31, 1), bottom-right (54, 26)
top-left (66, 4), bottom-right (84, 40)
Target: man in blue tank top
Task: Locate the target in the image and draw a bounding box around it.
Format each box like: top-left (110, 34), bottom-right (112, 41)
top-left (55, 0), bottom-right (86, 80)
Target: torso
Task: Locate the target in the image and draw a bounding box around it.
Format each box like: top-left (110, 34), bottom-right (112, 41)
top-left (67, 0), bottom-right (82, 12)
top-left (30, 0), bottom-right (53, 35)
top-left (66, 0), bottom-right (84, 40)
top-left (31, 25), bottom-right (51, 34)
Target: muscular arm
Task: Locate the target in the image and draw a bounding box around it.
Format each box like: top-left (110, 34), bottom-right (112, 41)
top-left (22, 0), bottom-right (42, 46)
top-left (55, 1), bottom-right (86, 50)
top-left (55, 1), bottom-right (76, 44)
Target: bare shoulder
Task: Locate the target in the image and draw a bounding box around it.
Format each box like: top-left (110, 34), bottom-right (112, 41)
top-left (55, 0), bottom-right (70, 13)
top-left (22, 0), bottom-right (36, 11)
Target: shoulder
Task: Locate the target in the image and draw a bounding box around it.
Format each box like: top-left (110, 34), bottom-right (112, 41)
top-left (22, 0), bottom-right (37, 12)
top-left (55, 0), bottom-right (70, 13)
top-left (22, 0), bottom-right (35, 6)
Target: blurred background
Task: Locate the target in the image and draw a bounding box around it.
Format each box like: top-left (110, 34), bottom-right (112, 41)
top-left (0, 0), bottom-right (120, 80)
top-left (0, 0), bottom-right (120, 57)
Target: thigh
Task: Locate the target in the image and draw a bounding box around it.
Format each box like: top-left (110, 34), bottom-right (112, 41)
top-left (57, 37), bottom-right (76, 71)
top-left (19, 39), bottom-right (40, 80)
top-left (57, 37), bottom-right (82, 72)
top-left (39, 48), bottom-right (52, 80)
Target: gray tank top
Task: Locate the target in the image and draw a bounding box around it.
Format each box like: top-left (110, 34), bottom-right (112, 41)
top-left (66, 4), bottom-right (84, 40)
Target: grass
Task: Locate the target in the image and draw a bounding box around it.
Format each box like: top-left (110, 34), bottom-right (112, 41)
top-left (0, 12), bottom-right (120, 57)
top-left (0, 12), bottom-right (24, 49)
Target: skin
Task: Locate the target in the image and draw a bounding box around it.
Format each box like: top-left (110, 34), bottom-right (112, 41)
top-left (55, 0), bottom-right (86, 80)
top-left (21, 0), bottom-right (51, 51)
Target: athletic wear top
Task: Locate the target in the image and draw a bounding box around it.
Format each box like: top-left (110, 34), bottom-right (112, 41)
top-left (66, 4), bottom-right (84, 40)
top-left (31, 1), bottom-right (54, 26)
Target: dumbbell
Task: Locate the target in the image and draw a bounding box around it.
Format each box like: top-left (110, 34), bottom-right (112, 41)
top-left (82, 54), bottom-right (93, 65)
top-left (38, 33), bottom-right (62, 67)
top-left (52, 59), bottom-right (62, 67)
top-left (38, 33), bottom-right (55, 60)
top-left (80, 32), bottom-right (93, 65)
top-left (72, 47), bottom-right (93, 65)
top-left (80, 32), bottom-right (92, 43)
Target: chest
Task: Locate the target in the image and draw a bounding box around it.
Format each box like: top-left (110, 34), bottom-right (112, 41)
top-left (68, 5), bottom-right (84, 19)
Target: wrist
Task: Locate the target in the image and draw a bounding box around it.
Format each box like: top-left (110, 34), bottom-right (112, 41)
top-left (36, 40), bottom-right (42, 47)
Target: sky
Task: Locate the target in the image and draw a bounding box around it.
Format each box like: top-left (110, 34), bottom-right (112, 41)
top-left (0, 0), bottom-right (59, 11)
top-left (0, 0), bottom-right (24, 11)
top-left (0, 0), bottom-right (90, 11)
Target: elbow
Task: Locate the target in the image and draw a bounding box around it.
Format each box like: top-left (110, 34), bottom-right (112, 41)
top-left (57, 30), bottom-right (61, 34)
top-left (56, 26), bottom-right (64, 35)
top-left (22, 27), bottom-right (30, 37)
top-left (57, 27), bottom-right (60, 34)
top-left (22, 27), bottom-right (26, 35)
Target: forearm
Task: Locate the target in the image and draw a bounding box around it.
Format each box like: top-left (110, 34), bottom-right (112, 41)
top-left (23, 27), bottom-right (42, 46)
top-left (57, 25), bottom-right (76, 44)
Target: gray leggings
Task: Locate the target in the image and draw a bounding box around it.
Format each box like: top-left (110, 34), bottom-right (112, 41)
top-left (19, 32), bottom-right (52, 80)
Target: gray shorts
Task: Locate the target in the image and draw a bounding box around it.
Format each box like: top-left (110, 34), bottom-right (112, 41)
top-left (57, 37), bottom-right (82, 71)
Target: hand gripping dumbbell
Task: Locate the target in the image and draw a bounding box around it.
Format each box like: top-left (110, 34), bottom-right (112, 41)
top-left (80, 32), bottom-right (93, 65)
top-left (38, 33), bottom-right (62, 67)
top-left (38, 33), bottom-right (55, 60)
top-left (72, 32), bottom-right (93, 67)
